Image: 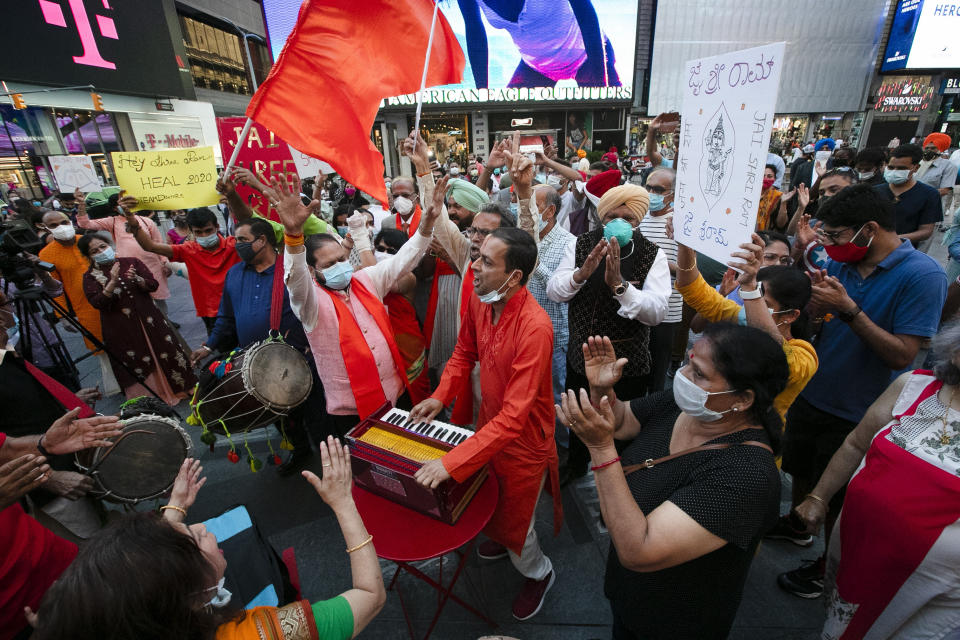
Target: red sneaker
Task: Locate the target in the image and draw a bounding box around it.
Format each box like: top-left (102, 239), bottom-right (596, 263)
top-left (477, 539), bottom-right (508, 560)
top-left (512, 570), bottom-right (555, 621)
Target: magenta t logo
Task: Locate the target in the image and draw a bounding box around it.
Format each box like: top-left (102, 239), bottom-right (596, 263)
top-left (38, 0), bottom-right (118, 70)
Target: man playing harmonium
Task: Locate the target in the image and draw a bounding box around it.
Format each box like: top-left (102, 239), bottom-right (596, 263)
top-left (409, 226), bottom-right (563, 622)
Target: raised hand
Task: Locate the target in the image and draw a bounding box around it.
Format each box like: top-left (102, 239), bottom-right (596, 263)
top-left (718, 268), bottom-right (738, 296)
top-left (485, 139), bottom-right (511, 170)
top-left (215, 174), bottom-right (237, 196)
top-left (424, 174), bottom-right (450, 231)
top-left (167, 458), bottom-right (206, 513)
top-left (74, 188), bottom-right (86, 216)
top-left (0, 454), bottom-right (49, 511)
top-left (109, 261), bottom-right (121, 282)
top-left (795, 213), bottom-right (818, 248)
top-left (582, 335), bottom-right (627, 390)
top-left (556, 388), bottom-right (616, 450)
top-left (42, 409), bottom-right (122, 455)
top-left (730, 233), bottom-right (765, 288)
top-left (302, 437), bottom-right (354, 510)
top-left (780, 189), bottom-right (796, 203)
top-left (573, 239), bottom-right (609, 283)
top-left (270, 173), bottom-right (316, 235)
top-left (401, 130), bottom-right (430, 173)
top-left (231, 165), bottom-right (269, 193)
top-left (796, 184), bottom-right (810, 211)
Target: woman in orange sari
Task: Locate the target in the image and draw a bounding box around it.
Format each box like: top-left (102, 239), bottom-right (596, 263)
top-left (756, 164), bottom-right (787, 232)
top-left (31, 438), bottom-right (385, 640)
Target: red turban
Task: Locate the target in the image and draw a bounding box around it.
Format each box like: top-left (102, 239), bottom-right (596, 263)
top-left (603, 152), bottom-right (619, 164)
top-left (923, 133), bottom-right (951, 152)
top-left (584, 169), bottom-right (622, 208)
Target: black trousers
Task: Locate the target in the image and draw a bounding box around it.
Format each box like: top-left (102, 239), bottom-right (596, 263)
top-left (201, 316), bottom-right (217, 335)
top-left (564, 363), bottom-right (647, 476)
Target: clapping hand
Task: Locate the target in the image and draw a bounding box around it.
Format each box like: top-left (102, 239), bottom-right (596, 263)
top-left (718, 268), bottom-right (738, 296)
top-left (302, 437), bottom-right (355, 511)
top-left (108, 261), bottom-right (121, 283)
top-left (808, 269), bottom-right (857, 315)
top-left (603, 238), bottom-right (622, 291)
top-left (582, 335), bottom-right (627, 390)
top-left (556, 388), bottom-right (616, 450)
top-left (573, 239), bottom-right (609, 283)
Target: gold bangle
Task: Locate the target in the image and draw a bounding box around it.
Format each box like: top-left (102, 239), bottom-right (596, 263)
top-left (805, 493), bottom-right (828, 511)
top-left (346, 534), bottom-right (373, 554)
top-left (416, 170), bottom-right (432, 177)
top-left (284, 233), bottom-right (305, 247)
top-left (677, 263), bottom-right (697, 272)
top-left (160, 505), bottom-right (187, 517)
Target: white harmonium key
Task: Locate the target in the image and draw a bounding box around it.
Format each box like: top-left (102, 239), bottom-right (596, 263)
top-left (380, 408), bottom-right (474, 446)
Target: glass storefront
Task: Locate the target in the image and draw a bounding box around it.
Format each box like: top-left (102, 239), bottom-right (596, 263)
top-left (407, 112), bottom-right (472, 166)
top-left (770, 115), bottom-right (809, 155)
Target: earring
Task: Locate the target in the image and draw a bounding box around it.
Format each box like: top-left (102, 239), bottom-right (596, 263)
top-left (732, 407), bottom-right (739, 412)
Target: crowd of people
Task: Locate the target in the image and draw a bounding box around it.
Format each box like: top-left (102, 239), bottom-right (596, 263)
top-left (1, 117), bottom-right (959, 640)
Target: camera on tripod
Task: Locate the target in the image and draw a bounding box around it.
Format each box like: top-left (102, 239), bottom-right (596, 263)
top-left (0, 219), bottom-right (55, 290)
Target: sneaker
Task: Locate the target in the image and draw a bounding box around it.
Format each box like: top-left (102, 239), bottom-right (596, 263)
top-left (765, 514), bottom-right (814, 546)
top-left (477, 539), bottom-right (508, 561)
top-left (777, 557), bottom-right (825, 599)
top-left (512, 570), bottom-right (555, 621)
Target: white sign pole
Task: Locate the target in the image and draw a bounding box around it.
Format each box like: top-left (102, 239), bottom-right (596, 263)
top-left (413, 0), bottom-right (440, 138)
top-left (674, 42), bottom-right (786, 266)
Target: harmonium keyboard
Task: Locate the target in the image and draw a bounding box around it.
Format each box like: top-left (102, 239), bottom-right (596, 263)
top-left (346, 403), bottom-right (487, 524)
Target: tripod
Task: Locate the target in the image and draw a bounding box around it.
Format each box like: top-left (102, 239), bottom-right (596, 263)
top-left (11, 284), bottom-right (165, 402)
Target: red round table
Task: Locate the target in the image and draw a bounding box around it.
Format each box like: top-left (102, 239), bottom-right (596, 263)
top-left (352, 472), bottom-right (499, 639)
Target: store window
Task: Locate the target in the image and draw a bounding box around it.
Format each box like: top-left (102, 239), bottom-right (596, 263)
top-left (0, 105), bottom-right (57, 198)
top-left (53, 109), bottom-right (118, 186)
top-left (179, 14), bottom-right (271, 95)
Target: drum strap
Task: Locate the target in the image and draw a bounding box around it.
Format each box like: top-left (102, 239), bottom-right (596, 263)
top-left (270, 249), bottom-right (284, 333)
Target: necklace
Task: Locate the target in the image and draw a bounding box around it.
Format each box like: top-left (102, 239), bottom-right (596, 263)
top-left (940, 385), bottom-right (957, 446)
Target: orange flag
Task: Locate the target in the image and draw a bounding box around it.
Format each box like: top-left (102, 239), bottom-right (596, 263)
top-left (246, 0), bottom-right (464, 205)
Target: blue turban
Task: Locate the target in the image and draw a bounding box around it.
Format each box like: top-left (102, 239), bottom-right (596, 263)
top-left (814, 138), bottom-right (836, 152)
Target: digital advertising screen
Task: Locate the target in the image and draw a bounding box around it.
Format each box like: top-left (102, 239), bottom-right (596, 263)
top-left (262, 0), bottom-right (639, 106)
top-left (881, 0), bottom-right (959, 72)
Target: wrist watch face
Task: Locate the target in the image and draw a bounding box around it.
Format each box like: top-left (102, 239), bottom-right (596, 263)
top-left (614, 281), bottom-right (627, 296)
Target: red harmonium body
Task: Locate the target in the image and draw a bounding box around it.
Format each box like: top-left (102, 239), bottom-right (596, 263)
top-left (346, 403), bottom-right (487, 524)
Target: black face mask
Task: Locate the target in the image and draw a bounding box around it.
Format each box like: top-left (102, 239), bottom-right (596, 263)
top-left (923, 151), bottom-right (938, 161)
top-left (235, 239), bottom-right (258, 263)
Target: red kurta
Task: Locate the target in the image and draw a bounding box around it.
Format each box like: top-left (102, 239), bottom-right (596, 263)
top-left (434, 287), bottom-right (562, 555)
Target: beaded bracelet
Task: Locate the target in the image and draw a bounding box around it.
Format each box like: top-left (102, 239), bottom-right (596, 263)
top-left (590, 456), bottom-right (621, 472)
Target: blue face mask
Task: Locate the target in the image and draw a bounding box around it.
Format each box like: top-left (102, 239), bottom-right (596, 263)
top-left (509, 202), bottom-right (518, 217)
top-left (603, 218), bottom-right (634, 248)
top-left (196, 233), bottom-right (220, 249)
top-left (648, 193), bottom-right (666, 212)
top-left (538, 217), bottom-right (549, 231)
top-left (337, 226), bottom-right (349, 238)
top-left (535, 173), bottom-right (546, 184)
top-left (93, 246), bottom-right (116, 264)
top-left (319, 260), bottom-right (353, 290)
top-left (493, 168), bottom-right (501, 176)
top-left (5, 313), bottom-right (19, 348)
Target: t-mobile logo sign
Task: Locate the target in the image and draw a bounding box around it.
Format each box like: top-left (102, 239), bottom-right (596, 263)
top-left (38, 0), bottom-right (118, 70)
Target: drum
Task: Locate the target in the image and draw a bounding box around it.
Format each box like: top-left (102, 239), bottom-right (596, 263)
top-left (192, 340), bottom-right (313, 436)
top-left (75, 414), bottom-right (191, 504)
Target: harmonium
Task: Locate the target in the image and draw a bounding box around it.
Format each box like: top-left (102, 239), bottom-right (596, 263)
top-left (346, 403), bottom-right (487, 524)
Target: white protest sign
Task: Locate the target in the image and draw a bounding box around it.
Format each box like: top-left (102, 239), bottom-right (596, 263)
top-left (287, 145), bottom-right (334, 179)
top-left (49, 155), bottom-right (101, 192)
top-left (674, 42), bottom-right (785, 266)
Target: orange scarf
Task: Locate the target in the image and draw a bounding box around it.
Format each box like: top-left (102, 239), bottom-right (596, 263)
top-left (449, 269), bottom-right (476, 425)
top-left (384, 292), bottom-right (430, 404)
top-left (396, 204), bottom-right (422, 238)
top-left (323, 278), bottom-right (410, 418)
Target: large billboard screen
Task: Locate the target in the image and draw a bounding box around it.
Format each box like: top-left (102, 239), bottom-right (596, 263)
top-left (881, 0), bottom-right (959, 72)
top-left (0, 0), bottom-right (192, 98)
top-left (263, 0), bottom-right (638, 105)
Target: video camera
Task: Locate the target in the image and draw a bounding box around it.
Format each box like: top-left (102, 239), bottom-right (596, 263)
top-left (0, 219), bottom-right (55, 290)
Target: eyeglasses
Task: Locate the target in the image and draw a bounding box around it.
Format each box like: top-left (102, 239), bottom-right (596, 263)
top-left (763, 254), bottom-right (793, 265)
top-left (645, 185), bottom-right (670, 195)
top-left (376, 245), bottom-right (397, 254)
top-left (465, 227), bottom-right (493, 238)
top-left (814, 226), bottom-right (853, 244)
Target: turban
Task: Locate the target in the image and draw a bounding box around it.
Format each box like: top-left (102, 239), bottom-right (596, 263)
top-left (814, 138), bottom-right (835, 152)
top-left (584, 169), bottom-right (622, 208)
top-left (576, 149), bottom-right (587, 159)
top-left (802, 144), bottom-right (815, 153)
top-left (577, 158), bottom-right (590, 172)
top-left (597, 184), bottom-right (649, 220)
top-left (923, 133), bottom-right (951, 152)
top-left (602, 152), bottom-right (619, 164)
top-left (446, 178), bottom-right (489, 213)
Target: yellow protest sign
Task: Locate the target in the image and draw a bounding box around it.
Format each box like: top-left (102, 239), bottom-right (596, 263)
top-left (111, 147), bottom-right (220, 210)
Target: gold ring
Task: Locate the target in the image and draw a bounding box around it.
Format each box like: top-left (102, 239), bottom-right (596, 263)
top-left (569, 422), bottom-right (576, 428)
top-left (323, 463), bottom-right (332, 467)
top-left (270, 201), bottom-right (279, 207)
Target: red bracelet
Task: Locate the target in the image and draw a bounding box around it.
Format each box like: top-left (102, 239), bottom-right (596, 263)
top-left (590, 456), bottom-right (621, 472)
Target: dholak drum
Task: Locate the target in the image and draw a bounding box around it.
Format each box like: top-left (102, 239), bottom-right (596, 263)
top-left (75, 414), bottom-right (191, 504)
top-left (192, 340), bottom-right (313, 435)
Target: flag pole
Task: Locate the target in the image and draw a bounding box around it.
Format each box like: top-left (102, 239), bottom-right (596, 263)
top-left (223, 117), bottom-right (253, 178)
top-left (413, 0), bottom-right (440, 140)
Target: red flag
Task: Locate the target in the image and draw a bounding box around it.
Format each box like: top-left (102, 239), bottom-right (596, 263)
top-left (246, 0), bottom-right (464, 205)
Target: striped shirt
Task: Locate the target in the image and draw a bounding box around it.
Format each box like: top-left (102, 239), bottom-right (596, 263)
top-left (638, 212), bottom-right (682, 323)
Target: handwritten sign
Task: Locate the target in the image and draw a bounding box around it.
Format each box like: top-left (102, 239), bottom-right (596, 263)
top-left (288, 145), bottom-right (334, 179)
top-left (111, 147), bottom-right (220, 211)
top-left (675, 42), bottom-right (785, 267)
top-left (49, 155), bottom-right (101, 192)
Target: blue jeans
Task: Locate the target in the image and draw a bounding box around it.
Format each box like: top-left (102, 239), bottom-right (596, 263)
top-left (552, 345), bottom-right (568, 448)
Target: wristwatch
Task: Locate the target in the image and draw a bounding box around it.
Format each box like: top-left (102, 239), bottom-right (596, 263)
top-left (739, 286), bottom-right (763, 300)
top-left (613, 280), bottom-right (628, 296)
top-left (837, 304), bottom-right (862, 323)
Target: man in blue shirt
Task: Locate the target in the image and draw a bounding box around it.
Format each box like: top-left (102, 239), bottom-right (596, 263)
top-left (192, 218), bottom-right (326, 475)
top-left (772, 184), bottom-right (946, 597)
top-left (874, 144), bottom-right (942, 247)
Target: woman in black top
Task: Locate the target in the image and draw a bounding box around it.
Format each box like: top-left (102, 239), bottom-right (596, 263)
top-left (557, 323), bottom-right (789, 639)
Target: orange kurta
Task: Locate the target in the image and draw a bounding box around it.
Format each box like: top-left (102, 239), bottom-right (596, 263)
top-left (38, 236), bottom-right (102, 350)
top-left (434, 287), bottom-right (562, 555)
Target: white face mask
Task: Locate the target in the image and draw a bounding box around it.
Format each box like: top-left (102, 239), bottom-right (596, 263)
top-left (374, 250), bottom-right (391, 263)
top-left (51, 224), bottom-right (76, 241)
top-left (477, 270), bottom-right (517, 304)
top-left (672, 369), bottom-right (737, 422)
top-left (857, 170), bottom-right (875, 181)
top-left (393, 195), bottom-right (414, 215)
top-left (205, 577), bottom-right (232, 608)
top-left (814, 150), bottom-right (832, 164)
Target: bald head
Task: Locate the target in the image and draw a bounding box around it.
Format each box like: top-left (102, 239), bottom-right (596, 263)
top-left (42, 210), bottom-right (69, 226)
